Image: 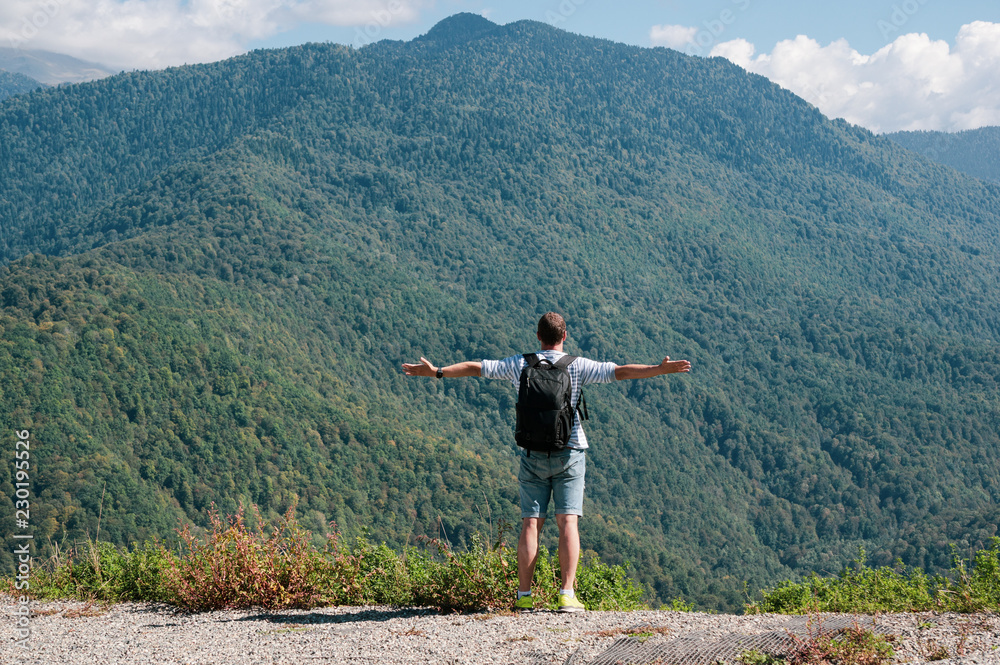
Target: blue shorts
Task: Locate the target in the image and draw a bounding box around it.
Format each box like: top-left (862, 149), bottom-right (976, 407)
top-left (517, 448), bottom-right (586, 518)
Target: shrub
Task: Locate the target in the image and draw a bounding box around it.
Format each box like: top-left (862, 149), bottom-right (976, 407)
top-left (787, 623), bottom-right (895, 665)
top-left (319, 534), bottom-right (415, 606)
top-left (947, 539), bottom-right (1000, 612)
top-left (163, 503), bottom-right (329, 611)
top-left (749, 539), bottom-right (1000, 615)
top-left (575, 552), bottom-right (645, 611)
top-left (2, 506), bottom-right (650, 614)
top-left (14, 539), bottom-right (173, 603)
top-left (662, 597), bottom-right (697, 612)
top-left (411, 531), bottom-right (518, 613)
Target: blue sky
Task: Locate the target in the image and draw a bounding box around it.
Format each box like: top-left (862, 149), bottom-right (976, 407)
top-left (248, 0), bottom-right (998, 58)
top-left (2, 1), bottom-right (998, 132)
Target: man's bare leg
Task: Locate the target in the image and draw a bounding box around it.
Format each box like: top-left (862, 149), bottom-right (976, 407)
top-left (518, 517), bottom-right (545, 593)
top-left (555, 513), bottom-right (580, 591)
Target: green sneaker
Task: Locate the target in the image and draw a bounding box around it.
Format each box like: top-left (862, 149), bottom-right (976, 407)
top-left (514, 595), bottom-right (535, 612)
top-left (558, 594), bottom-right (586, 613)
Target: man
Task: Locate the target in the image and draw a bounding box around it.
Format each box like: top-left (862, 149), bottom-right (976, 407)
top-left (402, 312), bottom-right (691, 612)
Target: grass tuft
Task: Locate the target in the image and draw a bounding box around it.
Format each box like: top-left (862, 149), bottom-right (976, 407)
top-left (786, 623), bottom-right (895, 665)
top-left (737, 621), bottom-right (896, 665)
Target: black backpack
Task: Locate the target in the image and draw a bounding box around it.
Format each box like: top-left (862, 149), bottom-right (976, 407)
top-left (514, 353), bottom-right (589, 453)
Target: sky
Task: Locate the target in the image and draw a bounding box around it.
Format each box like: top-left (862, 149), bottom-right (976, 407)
top-left (1, 0), bottom-right (998, 134)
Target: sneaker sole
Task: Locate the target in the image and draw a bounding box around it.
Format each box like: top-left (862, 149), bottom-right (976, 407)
top-left (558, 606), bottom-right (585, 613)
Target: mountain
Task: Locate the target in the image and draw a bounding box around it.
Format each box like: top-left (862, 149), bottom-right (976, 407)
top-left (885, 127), bottom-right (1000, 182)
top-left (0, 47), bottom-right (117, 85)
top-left (0, 69), bottom-right (43, 101)
top-left (2, 14), bottom-right (1000, 611)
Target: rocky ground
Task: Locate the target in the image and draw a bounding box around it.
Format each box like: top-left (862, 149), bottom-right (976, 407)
top-left (2, 599), bottom-right (999, 664)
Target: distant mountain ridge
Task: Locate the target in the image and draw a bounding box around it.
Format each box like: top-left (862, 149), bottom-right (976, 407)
top-left (0, 47), bottom-right (117, 85)
top-left (1, 14), bottom-right (999, 611)
top-left (415, 11), bottom-right (499, 47)
top-left (885, 127), bottom-right (1000, 182)
top-left (0, 69), bottom-right (43, 100)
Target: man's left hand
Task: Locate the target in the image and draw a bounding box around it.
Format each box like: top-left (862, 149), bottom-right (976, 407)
top-left (402, 357), bottom-right (437, 377)
top-left (659, 357), bottom-right (691, 374)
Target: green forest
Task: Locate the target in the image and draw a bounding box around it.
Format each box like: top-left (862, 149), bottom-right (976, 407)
top-left (887, 126), bottom-right (1000, 183)
top-left (1, 13), bottom-right (999, 611)
top-left (0, 69), bottom-right (42, 102)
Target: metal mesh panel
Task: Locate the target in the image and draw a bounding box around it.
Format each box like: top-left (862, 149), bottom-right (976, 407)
top-left (584, 616), bottom-right (886, 665)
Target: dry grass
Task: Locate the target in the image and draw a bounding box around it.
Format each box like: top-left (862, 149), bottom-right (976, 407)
top-left (392, 626), bottom-right (427, 637)
top-left (585, 625), bottom-right (671, 639)
top-left (62, 601), bottom-right (108, 618)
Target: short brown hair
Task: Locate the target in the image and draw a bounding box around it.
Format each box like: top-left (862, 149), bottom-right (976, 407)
top-left (537, 312), bottom-right (566, 346)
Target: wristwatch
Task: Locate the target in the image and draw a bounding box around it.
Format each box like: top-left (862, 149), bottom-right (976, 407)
top-left (436, 367), bottom-right (444, 379)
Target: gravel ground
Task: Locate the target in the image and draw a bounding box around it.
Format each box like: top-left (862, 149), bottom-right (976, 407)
top-left (2, 599), bottom-right (999, 664)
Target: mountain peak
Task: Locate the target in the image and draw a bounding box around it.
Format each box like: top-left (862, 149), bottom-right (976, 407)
top-left (0, 47), bottom-right (116, 85)
top-left (416, 13), bottom-right (498, 47)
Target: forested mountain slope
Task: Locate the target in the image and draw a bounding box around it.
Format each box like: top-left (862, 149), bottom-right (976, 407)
top-left (0, 69), bottom-right (42, 101)
top-left (2, 14), bottom-right (999, 611)
top-left (886, 127), bottom-right (1000, 182)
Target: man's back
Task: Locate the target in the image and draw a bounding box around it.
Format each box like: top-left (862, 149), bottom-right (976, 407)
top-left (481, 350), bottom-right (616, 449)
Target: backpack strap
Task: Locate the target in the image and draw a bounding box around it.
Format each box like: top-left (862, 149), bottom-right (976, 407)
top-left (553, 354), bottom-right (577, 369)
top-left (522, 353), bottom-right (540, 368)
top-left (554, 355), bottom-right (588, 421)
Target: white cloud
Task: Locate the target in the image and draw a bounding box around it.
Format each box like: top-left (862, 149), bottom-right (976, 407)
top-left (650, 23), bottom-right (698, 51)
top-left (707, 37), bottom-right (754, 65)
top-left (0, 0), bottom-right (424, 70)
top-left (706, 21), bottom-right (1000, 133)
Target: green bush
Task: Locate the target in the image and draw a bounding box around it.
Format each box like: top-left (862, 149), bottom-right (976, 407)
top-left (948, 539), bottom-right (1000, 612)
top-left (750, 539), bottom-right (1000, 614)
top-left (320, 535), bottom-right (415, 606)
top-left (2, 506), bottom-right (648, 613)
top-left (411, 532), bottom-right (518, 612)
top-left (20, 539), bottom-right (173, 603)
top-left (575, 552), bottom-right (645, 611)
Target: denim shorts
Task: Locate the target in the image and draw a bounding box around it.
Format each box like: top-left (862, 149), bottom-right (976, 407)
top-left (517, 448), bottom-right (586, 518)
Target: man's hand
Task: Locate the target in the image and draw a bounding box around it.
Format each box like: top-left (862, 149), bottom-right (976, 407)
top-left (659, 357), bottom-right (691, 374)
top-left (402, 356), bottom-right (437, 377)
top-left (401, 358), bottom-right (482, 378)
top-left (615, 357), bottom-right (691, 380)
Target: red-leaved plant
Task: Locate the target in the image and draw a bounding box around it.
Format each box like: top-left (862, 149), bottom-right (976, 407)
top-left (164, 503), bottom-right (327, 611)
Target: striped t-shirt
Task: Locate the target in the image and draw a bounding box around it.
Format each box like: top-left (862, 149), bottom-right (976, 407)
top-left (480, 351), bottom-right (617, 450)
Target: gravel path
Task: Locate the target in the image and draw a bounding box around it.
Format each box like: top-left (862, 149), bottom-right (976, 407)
top-left (2, 599), bottom-right (999, 664)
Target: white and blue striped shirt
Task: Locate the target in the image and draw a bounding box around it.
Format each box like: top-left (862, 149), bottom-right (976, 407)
top-left (481, 351), bottom-right (617, 450)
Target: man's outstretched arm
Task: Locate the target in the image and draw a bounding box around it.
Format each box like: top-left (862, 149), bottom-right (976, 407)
top-left (402, 356), bottom-right (482, 378)
top-left (614, 357), bottom-right (691, 381)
